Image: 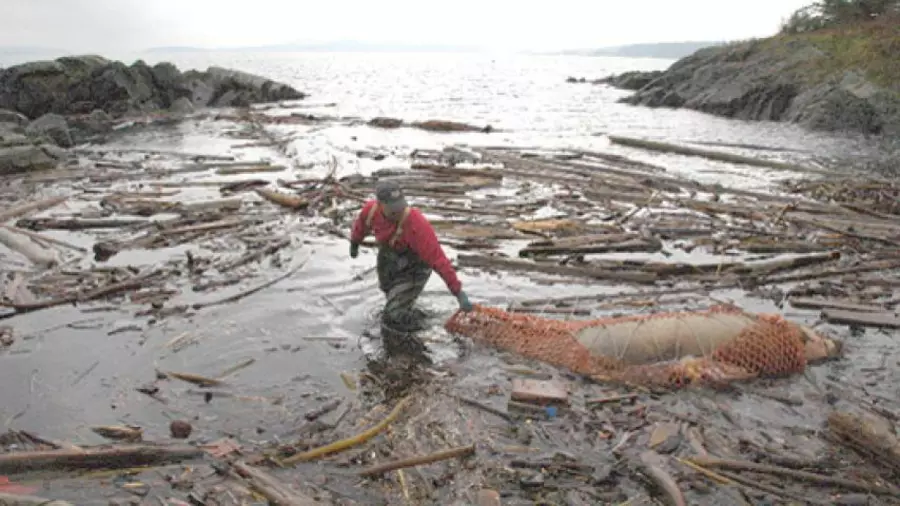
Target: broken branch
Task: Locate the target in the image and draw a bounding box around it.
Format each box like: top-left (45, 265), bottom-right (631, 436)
top-left (359, 444), bottom-right (476, 477)
top-left (0, 443), bottom-right (203, 474)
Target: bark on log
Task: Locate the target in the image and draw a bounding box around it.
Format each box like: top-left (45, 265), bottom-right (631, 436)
top-left (520, 238), bottom-right (662, 257)
top-left (216, 164), bottom-right (286, 175)
top-left (525, 232), bottom-right (636, 249)
top-left (0, 444), bottom-right (203, 474)
top-left (15, 217), bottom-right (148, 231)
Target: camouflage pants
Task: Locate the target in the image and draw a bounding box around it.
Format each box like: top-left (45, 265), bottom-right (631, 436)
top-left (377, 246), bottom-right (432, 333)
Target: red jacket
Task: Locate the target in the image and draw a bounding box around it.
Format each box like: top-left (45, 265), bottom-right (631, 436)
top-left (351, 200), bottom-right (462, 295)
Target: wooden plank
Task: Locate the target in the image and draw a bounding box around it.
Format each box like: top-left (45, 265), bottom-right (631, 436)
top-left (511, 379), bottom-right (569, 406)
top-left (822, 309), bottom-right (900, 329)
top-left (457, 254), bottom-right (657, 284)
top-left (788, 297), bottom-right (886, 313)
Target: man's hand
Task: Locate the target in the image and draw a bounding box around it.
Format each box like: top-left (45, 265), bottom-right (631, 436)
top-left (456, 291), bottom-right (473, 312)
top-left (350, 242), bottom-right (360, 258)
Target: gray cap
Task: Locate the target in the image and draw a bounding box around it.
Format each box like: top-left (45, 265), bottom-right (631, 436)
top-left (375, 180), bottom-right (407, 210)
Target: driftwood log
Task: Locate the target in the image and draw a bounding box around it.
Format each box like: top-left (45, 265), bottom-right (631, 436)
top-left (0, 443), bottom-right (203, 474)
top-left (0, 491), bottom-right (74, 506)
top-left (232, 461), bottom-right (322, 506)
top-left (0, 227), bottom-right (59, 267)
top-left (0, 196), bottom-right (68, 224)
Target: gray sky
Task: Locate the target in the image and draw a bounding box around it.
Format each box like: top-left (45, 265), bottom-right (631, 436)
top-left (3, 0), bottom-right (815, 52)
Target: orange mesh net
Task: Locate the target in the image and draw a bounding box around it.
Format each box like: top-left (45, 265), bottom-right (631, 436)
top-left (444, 304), bottom-right (820, 389)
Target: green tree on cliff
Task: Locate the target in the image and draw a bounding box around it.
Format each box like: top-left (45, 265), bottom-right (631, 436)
top-left (781, 0), bottom-right (899, 33)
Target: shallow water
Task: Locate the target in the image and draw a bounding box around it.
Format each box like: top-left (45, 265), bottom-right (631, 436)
top-left (0, 52), bottom-right (897, 502)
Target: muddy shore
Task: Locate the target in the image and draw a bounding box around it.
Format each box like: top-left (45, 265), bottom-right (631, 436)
top-left (1, 66), bottom-right (900, 505)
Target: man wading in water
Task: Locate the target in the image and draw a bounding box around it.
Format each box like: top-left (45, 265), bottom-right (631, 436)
top-left (349, 181), bottom-right (473, 358)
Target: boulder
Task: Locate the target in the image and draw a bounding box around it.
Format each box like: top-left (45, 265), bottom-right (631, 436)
top-left (0, 143), bottom-right (65, 175)
top-left (83, 108), bottom-right (114, 133)
top-left (169, 97), bottom-right (195, 114)
top-left (0, 55), bottom-right (307, 122)
top-left (65, 109), bottom-right (114, 144)
top-left (0, 108), bottom-right (28, 126)
top-left (0, 122), bottom-right (66, 175)
top-left (25, 113), bottom-right (73, 147)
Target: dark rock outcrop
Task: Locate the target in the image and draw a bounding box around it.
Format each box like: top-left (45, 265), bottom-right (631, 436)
top-left (69, 109), bottom-right (114, 136)
top-left (25, 113), bottom-right (73, 148)
top-left (600, 38), bottom-right (900, 136)
top-left (0, 121), bottom-right (67, 175)
top-left (595, 70), bottom-right (664, 91)
top-left (0, 55), bottom-right (307, 121)
top-left (185, 66), bottom-right (306, 108)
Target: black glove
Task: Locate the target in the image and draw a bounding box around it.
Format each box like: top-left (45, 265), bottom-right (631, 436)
top-left (456, 291), bottom-right (473, 312)
top-left (350, 242), bottom-right (360, 258)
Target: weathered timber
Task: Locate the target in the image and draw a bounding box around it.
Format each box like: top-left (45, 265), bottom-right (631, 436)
top-left (821, 309), bottom-right (900, 329)
top-left (0, 196), bottom-right (68, 224)
top-left (457, 254), bottom-right (657, 284)
top-left (788, 297), bottom-right (886, 313)
top-left (0, 444), bottom-right (203, 474)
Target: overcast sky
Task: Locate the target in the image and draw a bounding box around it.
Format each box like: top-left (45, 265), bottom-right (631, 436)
top-left (3, 0), bottom-right (815, 52)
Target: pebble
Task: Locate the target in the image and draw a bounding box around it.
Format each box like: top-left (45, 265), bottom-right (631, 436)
top-left (648, 422), bottom-right (682, 454)
top-left (591, 464), bottom-right (613, 484)
top-left (475, 489), bottom-right (501, 506)
top-left (835, 494), bottom-right (874, 505)
top-left (520, 472), bottom-right (544, 488)
top-left (170, 420), bottom-right (192, 439)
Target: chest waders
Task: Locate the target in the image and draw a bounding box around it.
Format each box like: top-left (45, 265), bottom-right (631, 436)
top-left (366, 205), bottom-right (433, 335)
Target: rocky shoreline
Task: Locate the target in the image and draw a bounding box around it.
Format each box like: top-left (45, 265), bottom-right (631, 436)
top-left (588, 23), bottom-right (900, 138)
top-left (1, 55), bottom-right (307, 175)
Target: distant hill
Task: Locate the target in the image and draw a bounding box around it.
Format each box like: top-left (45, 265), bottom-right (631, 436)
top-left (145, 40), bottom-right (483, 54)
top-left (563, 41), bottom-right (726, 59)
